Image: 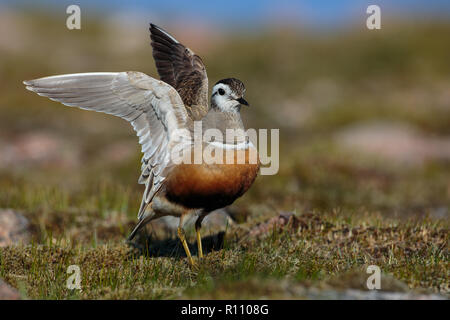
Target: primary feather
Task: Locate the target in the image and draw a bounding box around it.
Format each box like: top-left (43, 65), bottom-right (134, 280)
top-left (23, 71), bottom-right (190, 219)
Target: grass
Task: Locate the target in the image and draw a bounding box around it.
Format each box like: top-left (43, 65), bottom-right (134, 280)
top-left (0, 207), bottom-right (447, 299)
top-left (0, 11), bottom-right (449, 299)
top-left (0, 145), bottom-right (448, 299)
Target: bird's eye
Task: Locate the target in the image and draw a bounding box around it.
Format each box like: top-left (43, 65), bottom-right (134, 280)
top-left (218, 88), bottom-right (225, 95)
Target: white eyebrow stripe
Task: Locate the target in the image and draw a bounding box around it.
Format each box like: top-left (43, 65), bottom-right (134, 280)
top-left (208, 141), bottom-right (255, 150)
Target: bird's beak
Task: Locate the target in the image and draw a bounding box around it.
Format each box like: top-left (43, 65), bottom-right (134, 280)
top-left (237, 97), bottom-right (249, 106)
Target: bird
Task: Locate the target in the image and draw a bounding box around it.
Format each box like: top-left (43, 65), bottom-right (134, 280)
top-left (23, 23), bottom-right (260, 266)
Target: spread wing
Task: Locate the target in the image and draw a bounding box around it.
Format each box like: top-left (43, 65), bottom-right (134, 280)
top-left (23, 71), bottom-right (191, 220)
top-left (150, 23), bottom-right (209, 120)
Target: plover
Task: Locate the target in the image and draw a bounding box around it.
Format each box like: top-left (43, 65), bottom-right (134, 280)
top-left (23, 23), bottom-right (259, 266)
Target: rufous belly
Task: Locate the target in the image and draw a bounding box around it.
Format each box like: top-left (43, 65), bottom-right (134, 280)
top-left (165, 147), bottom-right (260, 210)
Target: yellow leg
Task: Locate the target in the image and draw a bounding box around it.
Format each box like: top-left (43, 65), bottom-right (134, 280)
top-left (177, 227), bottom-right (196, 267)
top-left (196, 228), bottom-right (203, 259)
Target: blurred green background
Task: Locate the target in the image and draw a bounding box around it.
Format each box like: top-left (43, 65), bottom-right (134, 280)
top-left (1, 1), bottom-right (449, 222)
top-left (0, 0), bottom-right (448, 300)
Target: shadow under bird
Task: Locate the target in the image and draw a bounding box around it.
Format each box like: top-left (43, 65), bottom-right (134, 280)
top-left (23, 23), bottom-right (260, 266)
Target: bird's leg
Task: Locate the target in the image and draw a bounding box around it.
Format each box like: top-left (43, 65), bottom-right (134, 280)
top-left (195, 226), bottom-right (203, 259)
top-left (195, 212), bottom-right (207, 259)
top-left (177, 214), bottom-right (195, 266)
top-left (177, 228), bottom-right (195, 266)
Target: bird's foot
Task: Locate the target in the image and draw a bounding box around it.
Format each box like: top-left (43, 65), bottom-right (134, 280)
top-left (177, 227), bottom-right (196, 267)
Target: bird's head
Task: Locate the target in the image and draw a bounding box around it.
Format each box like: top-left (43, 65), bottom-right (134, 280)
top-left (211, 78), bottom-right (249, 113)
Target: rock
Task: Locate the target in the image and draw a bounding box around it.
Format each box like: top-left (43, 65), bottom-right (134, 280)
top-left (296, 288), bottom-right (447, 300)
top-left (0, 131), bottom-right (79, 169)
top-left (99, 140), bottom-right (137, 164)
top-left (335, 122), bottom-right (450, 166)
top-left (0, 279), bottom-right (20, 300)
top-left (0, 209), bottom-right (30, 247)
top-left (202, 209), bottom-right (235, 230)
top-left (325, 269), bottom-right (410, 292)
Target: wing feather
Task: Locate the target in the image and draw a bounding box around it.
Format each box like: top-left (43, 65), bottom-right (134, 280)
top-left (24, 71), bottom-right (190, 219)
top-left (149, 23), bottom-right (209, 119)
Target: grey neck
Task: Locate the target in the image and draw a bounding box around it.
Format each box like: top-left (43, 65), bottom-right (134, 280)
top-left (201, 106), bottom-right (246, 144)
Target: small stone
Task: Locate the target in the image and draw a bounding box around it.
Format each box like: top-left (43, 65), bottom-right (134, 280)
top-left (0, 131), bottom-right (80, 169)
top-left (202, 208), bottom-right (235, 230)
top-left (99, 140), bottom-right (136, 164)
top-left (0, 279), bottom-right (20, 300)
top-left (0, 209), bottom-right (30, 247)
top-left (335, 122), bottom-right (450, 166)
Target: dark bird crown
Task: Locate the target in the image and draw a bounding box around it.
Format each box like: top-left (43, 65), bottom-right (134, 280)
top-left (215, 78), bottom-right (246, 96)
